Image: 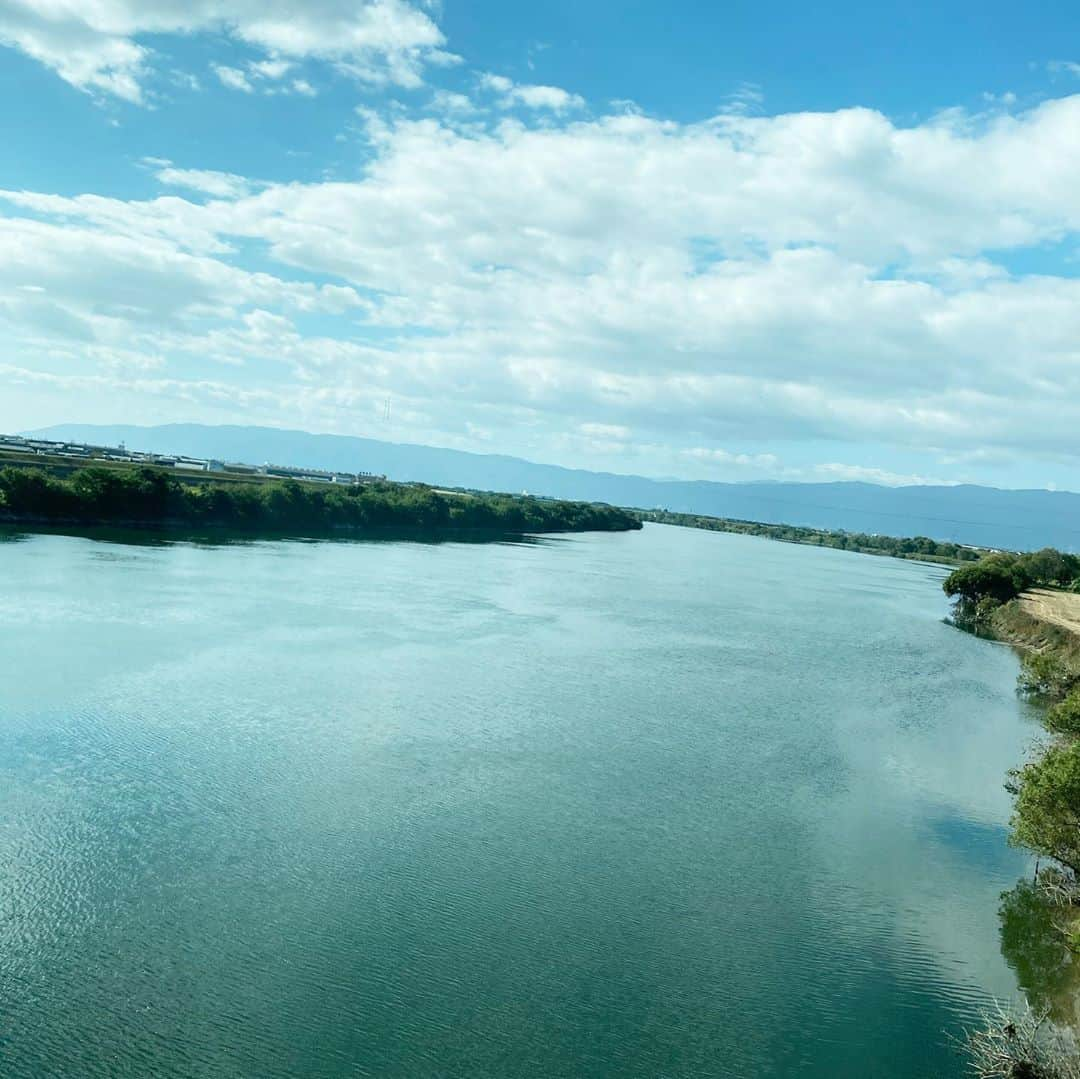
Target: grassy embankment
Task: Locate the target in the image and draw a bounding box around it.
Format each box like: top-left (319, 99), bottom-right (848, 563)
top-left (0, 456), bottom-right (641, 539)
top-left (635, 508), bottom-right (988, 565)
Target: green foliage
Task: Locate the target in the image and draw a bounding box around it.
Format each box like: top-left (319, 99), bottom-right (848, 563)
top-left (942, 549), bottom-right (1080, 656)
top-left (943, 549), bottom-right (1080, 606)
top-left (1016, 549), bottom-right (1080, 589)
top-left (637, 510), bottom-right (982, 563)
top-left (944, 554), bottom-right (1031, 604)
top-left (1009, 741), bottom-right (1080, 874)
top-left (0, 465), bottom-right (641, 537)
top-left (1047, 692), bottom-right (1080, 736)
top-left (1019, 653), bottom-right (1080, 701)
top-left (999, 879), bottom-right (1080, 1025)
top-left (950, 594), bottom-right (1003, 633)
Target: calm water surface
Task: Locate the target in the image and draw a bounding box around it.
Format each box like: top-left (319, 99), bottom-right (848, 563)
top-left (0, 524), bottom-right (1037, 1077)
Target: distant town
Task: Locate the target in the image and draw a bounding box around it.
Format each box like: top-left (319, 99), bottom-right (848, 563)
top-left (0, 433), bottom-right (384, 487)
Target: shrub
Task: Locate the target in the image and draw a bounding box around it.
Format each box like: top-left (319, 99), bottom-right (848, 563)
top-left (964, 1005), bottom-right (1080, 1079)
top-left (1019, 653), bottom-right (1080, 700)
top-left (1046, 692), bottom-right (1080, 736)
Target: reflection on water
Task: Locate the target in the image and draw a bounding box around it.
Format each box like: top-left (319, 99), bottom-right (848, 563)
top-left (926, 812), bottom-right (1018, 876)
top-left (1000, 878), bottom-right (1080, 1026)
top-left (0, 524), bottom-right (1040, 1077)
top-left (0, 522), bottom-right (560, 550)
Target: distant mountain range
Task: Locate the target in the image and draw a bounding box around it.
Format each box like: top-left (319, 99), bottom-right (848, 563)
top-left (26, 423), bottom-right (1080, 551)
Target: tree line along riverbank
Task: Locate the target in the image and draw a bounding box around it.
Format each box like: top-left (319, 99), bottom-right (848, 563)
top-left (944, 549), bottom-right (1080, 1076)
top-left (635, 508), bottom-right (989, 564)
top-left (0, 463), bottom-right (641, 538)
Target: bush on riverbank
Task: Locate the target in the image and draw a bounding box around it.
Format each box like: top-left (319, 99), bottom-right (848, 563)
top-left (0, 465), bottom-right (642, 537)
top-left (1047, 693), bottom-right (1080, 737)
top-left (1020, 653), bottom-right (1080, 701)
top-left (1008, 741), bottom-right (1080, 877)
top-left (965, 1006), bottom-right (1080, 1079)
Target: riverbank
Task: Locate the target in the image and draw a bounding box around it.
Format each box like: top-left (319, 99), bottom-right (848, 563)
top-left (946, 563), bottom-right (1080, 1065)
top-left (1017, 590), bottom-right (1080, 642)
top-left (978, 593), bottom-right (1080, 668)
top-left (636, 508), bottom-right (989, 565)
top-left (0, 463), bottom-right (642, 540)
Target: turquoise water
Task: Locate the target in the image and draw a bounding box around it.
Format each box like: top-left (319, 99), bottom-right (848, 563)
top-left (0, 523), bottom-right (1036, 1077)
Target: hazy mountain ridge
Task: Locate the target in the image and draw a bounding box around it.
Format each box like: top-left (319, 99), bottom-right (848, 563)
top-left (27, 423), bottom-right (1080, 551)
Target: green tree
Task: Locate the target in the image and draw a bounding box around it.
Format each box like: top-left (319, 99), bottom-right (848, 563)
top-left (1009, 742), bottom-right (1080, 875)
top-left (0, 461), bottom-right (641, 537)
top-left (943, 554), bottom-right (1029, 604)
top-left (1017, 548), bottom-right (1080, 588)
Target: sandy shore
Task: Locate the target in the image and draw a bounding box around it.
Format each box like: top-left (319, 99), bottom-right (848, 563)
top-left (1018, 588), bottom-right (1080, 639)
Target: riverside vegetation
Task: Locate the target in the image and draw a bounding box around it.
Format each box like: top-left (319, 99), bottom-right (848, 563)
top-left (636, 508), bottom-right (986, 564)
top-left (0, 464), bottom-right (641, 538)
top-left (944, 549), bottom-right (1080, 1077)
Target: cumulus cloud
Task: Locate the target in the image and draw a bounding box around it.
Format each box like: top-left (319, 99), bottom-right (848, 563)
top-left (479, 72), bottom-right (585, 112)
top-left (152, 166), bottom-right (252, 199)
top-left (428, 89), bottom-right (478, 114)
top-left (0, 0), bottom-right (449, 103)
top-left (0, 214), bottom-right (364, 340)
top-left (3, 94), bottom-right (1080, 479)
top-left (249, 58), bottom-right (293, 80)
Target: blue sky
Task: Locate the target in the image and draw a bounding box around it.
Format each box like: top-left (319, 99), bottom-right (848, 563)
top-left (1, 0), bottom-right (1079, 489)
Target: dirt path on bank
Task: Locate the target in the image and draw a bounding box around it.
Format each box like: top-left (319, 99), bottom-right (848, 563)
top-left (1018, 588), bottom-right (1080, 639)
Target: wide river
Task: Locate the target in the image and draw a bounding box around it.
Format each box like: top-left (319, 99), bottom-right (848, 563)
top-left (0, 523), bottom-right (1038, 1077)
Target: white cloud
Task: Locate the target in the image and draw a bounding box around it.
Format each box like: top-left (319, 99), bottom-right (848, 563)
top-left (0, 215), bottom-right (364, 339)
top-left (479, 72), bottom-right (585, 112)
top-left (249, 57), bottom-right (293, 80)
top-left (429, 89), bottom-right (477, 114)
top-left (810, 463), bottom-right (957, 487)
top-left (153, 167), bottom-right (252, 199)
top-left (479, 74), bottom-right (513, 94)
top-left (1048, 60), bottom-right (1080, 78)
top-left (720, 81), bottom-right (764, 116)
top-left (3, 94), bottom-right (1080, 480)
top-left (170, 70), bottom-right (203, 92)
top-left (213, 64), bottom-right (254, 93)
top-left (0, 0), bottom-right (448, 103)
top-left (683, 448), bottom-right (781, 470)
top-left (214, 58), bottom-right (318, 97)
